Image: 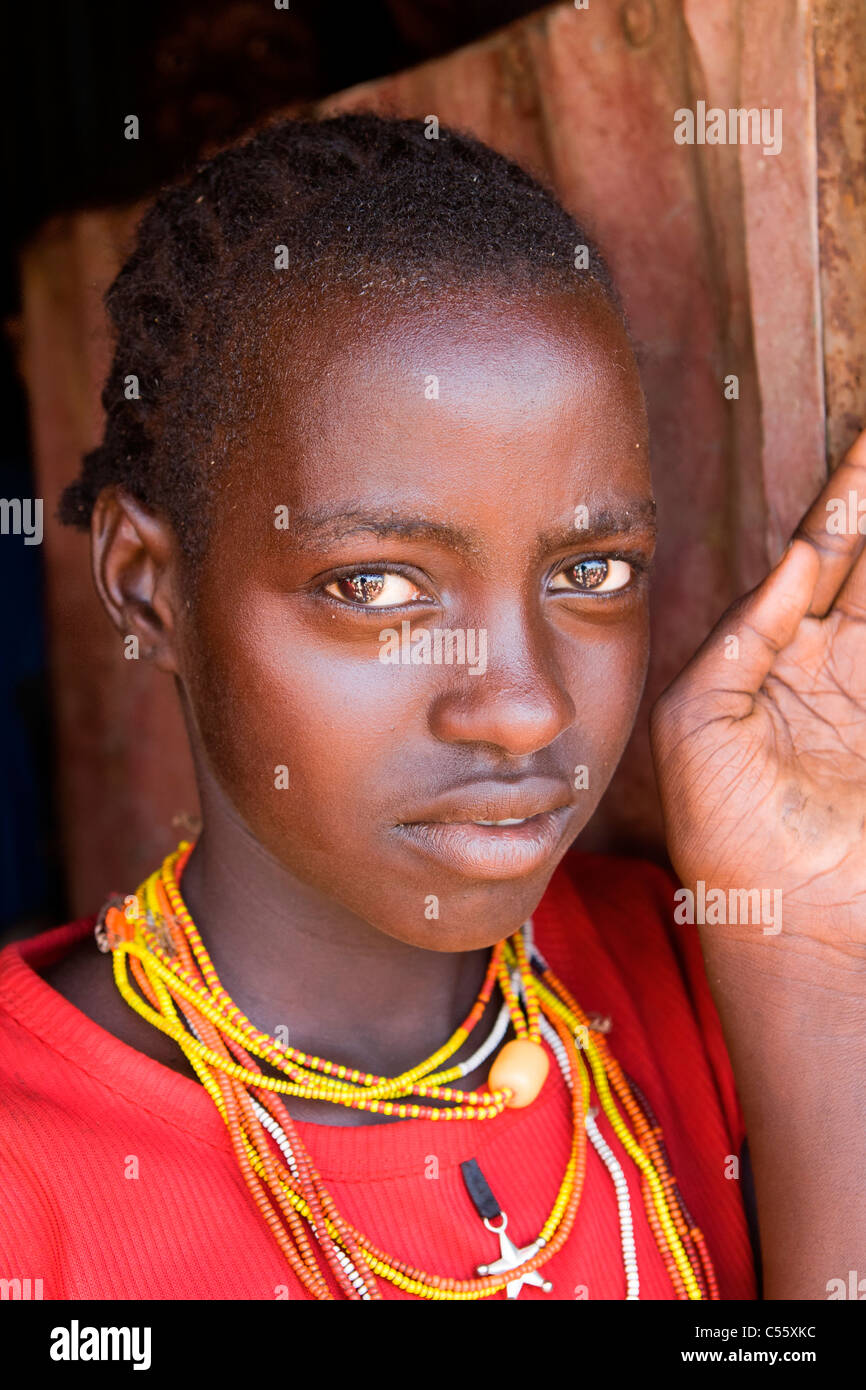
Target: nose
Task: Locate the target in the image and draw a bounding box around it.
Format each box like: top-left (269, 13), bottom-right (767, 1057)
top-left (427, 606), bottom-right (575, 757)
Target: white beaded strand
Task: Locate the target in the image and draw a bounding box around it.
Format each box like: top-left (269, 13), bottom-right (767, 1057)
top-left (249, 1095), bottom-right (374, 1299)
top-left (532, 979), bottom-right (641, 1300)
top-left (584, 1107), bottom-right (640, 1299)
top-left (184, 1015), bottom-right (375, 1299)
top-left (454, 998), bottom-right (511, 1077)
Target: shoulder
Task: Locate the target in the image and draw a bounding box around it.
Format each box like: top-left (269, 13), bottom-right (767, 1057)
top-left (0, 918), bottom-right (99, 1123)
top-left (534, 848), bottom-right (746, 1152)
top-left (0, 916), bottom-right (196, 1093)
top-left (533, 848), bottom-right (685, 987)
top-left (535, 846), bottom-right (716, 1026)
top-left (560, 848), bottom-right (706, 985)
top-left (0, 926), bottom-right (86, 1261)
top-left (0, 917), bottom-right (156, 1267)
top-left (555, 848), bottom-right (678, 925)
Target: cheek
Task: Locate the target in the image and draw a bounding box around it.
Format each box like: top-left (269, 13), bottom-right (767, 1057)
top-left (183, 593), bottom-right (423, 852)
top-left (560, 610), bottom-right (649, 777)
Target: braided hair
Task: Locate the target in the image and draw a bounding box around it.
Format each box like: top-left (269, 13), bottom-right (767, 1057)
top-left (58, 111), bottom-right (621, 564)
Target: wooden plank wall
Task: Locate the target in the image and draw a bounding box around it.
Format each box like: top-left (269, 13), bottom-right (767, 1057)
top-left (18, 0), bottom-right (865, 915)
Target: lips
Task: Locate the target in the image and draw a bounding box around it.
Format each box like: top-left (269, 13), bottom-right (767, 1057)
top-left (401, 779), bottom-right (573, 827)
top-left (394, 780), bottom-right (573, 880)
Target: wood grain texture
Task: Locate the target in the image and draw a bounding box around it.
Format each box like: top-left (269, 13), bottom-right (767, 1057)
top-left (814, 0), bottom-right (866, 465)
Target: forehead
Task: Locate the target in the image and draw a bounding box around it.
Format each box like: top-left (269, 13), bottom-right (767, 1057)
top-left (218, 285), bottom-right (651, 545)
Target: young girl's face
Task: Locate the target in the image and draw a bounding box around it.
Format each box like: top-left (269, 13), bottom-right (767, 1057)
top-left (175, 283), bottom-right (655, 951)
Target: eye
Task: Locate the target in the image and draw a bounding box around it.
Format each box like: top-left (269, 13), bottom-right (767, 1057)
top-left (323, 571), bottom-right (425, 607)
top-left (549, 557), bottom-right (634, 594)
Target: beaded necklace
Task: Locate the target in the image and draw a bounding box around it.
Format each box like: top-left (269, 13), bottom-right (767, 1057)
top-left (96, 841), bottom-right (719, 1301)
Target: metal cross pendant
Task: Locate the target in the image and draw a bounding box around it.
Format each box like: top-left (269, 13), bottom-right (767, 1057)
top-left (476, 1213), bottom-right (553, 1300)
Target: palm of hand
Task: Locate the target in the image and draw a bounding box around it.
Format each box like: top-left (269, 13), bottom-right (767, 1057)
top-left (652, 430), bottom-right (866, 947)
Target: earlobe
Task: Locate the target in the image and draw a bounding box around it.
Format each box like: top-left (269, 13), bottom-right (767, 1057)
top-left (90, 487), bottom-right (182, 674)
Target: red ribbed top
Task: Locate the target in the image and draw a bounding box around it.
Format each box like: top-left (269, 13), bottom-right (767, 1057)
top-left (0, 852), bottom-right (756, 1300)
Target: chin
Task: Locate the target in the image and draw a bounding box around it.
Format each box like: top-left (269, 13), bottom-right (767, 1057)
top-left (367, 871), bottom-right (559, 953)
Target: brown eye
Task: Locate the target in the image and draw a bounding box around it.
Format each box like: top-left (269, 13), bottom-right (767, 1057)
top-left (334, 573), bottom-right (385, 604)
top-left (549, 558), bottom-right (633, 594)
top-left (324, 572), bottom-right (424, 606)
top-left (571, 560), bottom-right (607, 589)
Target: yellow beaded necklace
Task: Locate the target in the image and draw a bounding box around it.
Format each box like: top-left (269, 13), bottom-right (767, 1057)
top-left (96, 841), bottom-right (718, 1300)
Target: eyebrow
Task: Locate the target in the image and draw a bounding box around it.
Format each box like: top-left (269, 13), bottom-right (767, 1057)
top-left (537, 501), bottom-right (658, 555)
top-left (287, 498), bottom-right (657, 562)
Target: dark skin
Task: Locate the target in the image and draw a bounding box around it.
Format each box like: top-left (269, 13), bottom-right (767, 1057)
top-left (46, 284), bottom-right (655, 1118)
top-left (46, 282), bottom-right (866, 1296)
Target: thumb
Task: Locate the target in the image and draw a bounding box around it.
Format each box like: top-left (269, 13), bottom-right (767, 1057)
top-left (671, 539), bottom-right (821, 703)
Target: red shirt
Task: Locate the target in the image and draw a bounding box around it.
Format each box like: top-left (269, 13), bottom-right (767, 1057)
top-left (0, 852), bottom-right (757, 1300)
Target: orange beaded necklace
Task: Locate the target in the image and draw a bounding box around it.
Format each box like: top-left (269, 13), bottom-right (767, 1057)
top-left (96, 840), bottom-right (718, 1300)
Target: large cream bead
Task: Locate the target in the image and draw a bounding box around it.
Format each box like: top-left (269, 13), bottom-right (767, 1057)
top-left (488, 1039), bottom-right (549, 1108)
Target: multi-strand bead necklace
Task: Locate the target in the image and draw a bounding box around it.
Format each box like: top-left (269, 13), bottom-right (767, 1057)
top-left (96, 840), bottom-right (719, 1301)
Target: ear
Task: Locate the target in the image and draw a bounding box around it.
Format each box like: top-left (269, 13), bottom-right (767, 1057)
top-left (90, 486), bottom-right (184, 674)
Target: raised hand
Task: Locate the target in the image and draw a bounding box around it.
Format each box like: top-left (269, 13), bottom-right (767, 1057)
top-left (651, 427), bottom-right (866, 951)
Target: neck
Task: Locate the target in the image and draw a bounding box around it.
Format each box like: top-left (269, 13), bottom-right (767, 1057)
top-left (176, 806), bottom-right (493, 1086)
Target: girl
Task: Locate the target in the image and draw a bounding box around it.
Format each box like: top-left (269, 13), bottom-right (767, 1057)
top-left (1, 113), bottom-right (864, 1301)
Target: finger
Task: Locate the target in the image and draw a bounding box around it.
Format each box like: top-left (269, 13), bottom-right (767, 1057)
top-left (674, 539), bottom-right (820, 702)
top-left (833, 543), bottom-right (866, 619)
top-left (790, 424), bottom-right (866, 617)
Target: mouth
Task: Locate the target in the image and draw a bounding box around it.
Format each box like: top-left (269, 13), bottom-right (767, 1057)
top-left (394, 785), bottom-right (573, 880)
